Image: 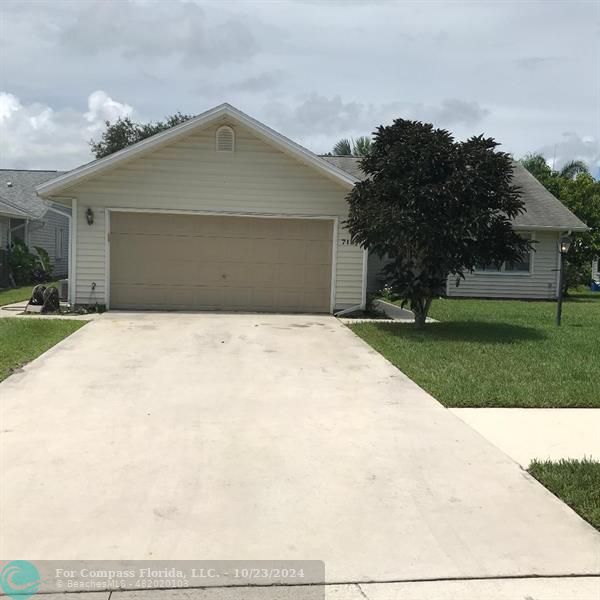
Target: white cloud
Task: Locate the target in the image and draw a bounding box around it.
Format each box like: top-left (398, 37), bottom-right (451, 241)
top-left (0, 90), bottom-right (135, 170)
top-left (85, 90), bottom-right (133, 126)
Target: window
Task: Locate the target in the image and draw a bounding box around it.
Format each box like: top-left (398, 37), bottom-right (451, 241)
top-left (216, 125), bottom-right (235, 152)
top-left (55, 228), bottom-right (64, 260)
top-left (477, 233), bottom-right (533, 274)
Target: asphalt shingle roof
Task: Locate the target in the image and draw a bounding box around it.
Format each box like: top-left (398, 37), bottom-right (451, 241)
top-left (321, 156), bottom-right (588, 231)
top-left (0, 169), bottom-right (65, 219)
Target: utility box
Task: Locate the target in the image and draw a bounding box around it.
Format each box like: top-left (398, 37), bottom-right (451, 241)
top-left (58, 278), bottom-right (69, 302)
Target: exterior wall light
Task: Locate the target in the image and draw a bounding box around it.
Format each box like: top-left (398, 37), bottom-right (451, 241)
top-left (559, 236), bottom-right (572, 255)
top-left (86, 208), bottom-right (94, 226)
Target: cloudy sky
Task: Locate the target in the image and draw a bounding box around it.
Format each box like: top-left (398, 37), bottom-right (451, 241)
top-left (0, 0), bottom-right (598, 174)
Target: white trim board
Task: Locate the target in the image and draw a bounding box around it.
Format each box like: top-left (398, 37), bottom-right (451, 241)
top-left (36, 104), bottom-right (358, 197)
top-left (104, 208), bottom-right (339, 313)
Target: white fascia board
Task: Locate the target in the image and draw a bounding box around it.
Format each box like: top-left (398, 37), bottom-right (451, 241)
top-left (36, 103), bottom-right (358, 197)
top-left (512, 224), bottom-right (588, 232)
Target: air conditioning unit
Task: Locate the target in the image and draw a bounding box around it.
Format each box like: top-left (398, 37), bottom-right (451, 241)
top-left (58, 278), bottom-right (69, 302)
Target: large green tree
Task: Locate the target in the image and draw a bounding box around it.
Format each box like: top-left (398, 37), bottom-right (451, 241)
top-left (90, 112), bottom-right (193, 158)
top-left (346, 119), bottom-right (530, 327)
top-left (520, 153), bottom-right (599, 291)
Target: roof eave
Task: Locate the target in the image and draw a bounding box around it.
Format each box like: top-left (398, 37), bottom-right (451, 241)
top-left (513, 223), bottom-right (589, 232)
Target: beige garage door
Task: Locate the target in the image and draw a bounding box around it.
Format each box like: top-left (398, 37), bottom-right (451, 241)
top-left (109, 212), bottom-right (333, 312)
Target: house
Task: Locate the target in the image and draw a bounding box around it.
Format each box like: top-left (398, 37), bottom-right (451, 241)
top-left (35, 103), bottom-right (586, 312)
top-left (0, 170), bottom-right (70, 279)
top-left (325, 157), bottom-right (588, 300)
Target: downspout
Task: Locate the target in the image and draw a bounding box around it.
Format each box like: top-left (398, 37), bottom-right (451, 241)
top-left (334, 304), bottom-right (363, 317)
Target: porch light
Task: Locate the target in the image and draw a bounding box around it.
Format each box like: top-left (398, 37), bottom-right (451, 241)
top-left (86, 208), bottom-right (94, 226)
top-left (559, 235), bottom-right (572, 254)
top-left (556, 235), bottom-right (572, 326)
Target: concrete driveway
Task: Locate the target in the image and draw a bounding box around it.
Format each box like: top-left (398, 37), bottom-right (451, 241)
top-left (1, 313), bottom-right (599, 584)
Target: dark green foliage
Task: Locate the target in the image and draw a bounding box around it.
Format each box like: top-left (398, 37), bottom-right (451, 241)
top-left (90, 112), bottom-right (193, 158)
top-left (520, 153), bottom-right (600, 291)
top-left (346, 119), bottom-right (530, 327)
top-left (8, 239), bottom-right (52, 285)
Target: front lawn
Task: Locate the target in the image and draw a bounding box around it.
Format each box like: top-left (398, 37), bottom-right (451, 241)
top-left (529, 459), bottom-right (600, 531)
top-left (0, 281), bottom-right (61, 307)
top-left (0, 319), bottom-right (85, 382)
top-left (350, 292), bottom-right (599, 407)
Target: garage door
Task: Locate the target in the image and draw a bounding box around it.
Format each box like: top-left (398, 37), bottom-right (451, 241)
top-left (109, 212), bottom-right (333, 312)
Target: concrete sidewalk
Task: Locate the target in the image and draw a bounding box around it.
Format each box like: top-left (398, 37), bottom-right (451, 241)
top-left (24, 577), bottom-right (600, 599)
top-left (452, 408), bottom-right (600, 466)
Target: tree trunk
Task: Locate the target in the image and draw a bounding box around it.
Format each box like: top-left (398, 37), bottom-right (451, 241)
top-left (412, 297), bottom-right (432, 329)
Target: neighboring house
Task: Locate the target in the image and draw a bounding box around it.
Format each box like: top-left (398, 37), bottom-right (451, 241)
top-left (325, 157), bottom-right (588, 300)
top-left (593, 258), bottom-right (600, 282)
top-left (0, 170), bottom-right (70, 279)
top-left (35, 103), bottom-right (586, 312)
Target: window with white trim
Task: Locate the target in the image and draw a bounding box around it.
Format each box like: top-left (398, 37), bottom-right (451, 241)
top-left (216, 125), bottom-right (235, 152)
top-left (55, 227), bottom-right (64, 259)
top-left (477, 233), bottom-right (533, 274)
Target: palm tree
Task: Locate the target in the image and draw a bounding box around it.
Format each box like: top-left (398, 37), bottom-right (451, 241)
top-left (332, 136), bottom-right (372, 156)
top-left (559, 160), bottom-right (590, 179)
top-left (520, 153), bottom-right (552, 179)
top-left (353, 136), bottom-right (372, 156)
top-left (333, 138), bottom-right (353, 155)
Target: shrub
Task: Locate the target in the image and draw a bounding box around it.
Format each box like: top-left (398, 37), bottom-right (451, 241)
top-left (8, 239), bottom-right (53, 285)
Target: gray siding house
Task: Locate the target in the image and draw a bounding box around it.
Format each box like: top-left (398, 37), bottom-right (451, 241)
top-left (324, 157), bottom-right (588, 300)
top-left (0, 170), bottom-right (70, 279)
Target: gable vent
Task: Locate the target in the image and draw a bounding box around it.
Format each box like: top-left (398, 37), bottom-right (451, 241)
top-left (216, 125), bottom-right (235, 152)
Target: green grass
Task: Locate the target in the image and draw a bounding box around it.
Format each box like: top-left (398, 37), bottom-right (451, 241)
top-left (0, 281), bottom-right (61, 307)
top-left (0, 319), bottom-right (85, 382)
top-left (350, 291), bottom-right (600, 407)
top-left (529, 459), bottom-right (600, 531)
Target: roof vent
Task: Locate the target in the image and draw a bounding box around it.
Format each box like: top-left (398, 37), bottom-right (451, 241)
top-left (216, 125), bottom-right (235, 152)
top-left (6, 181), bottom-right (13, 187)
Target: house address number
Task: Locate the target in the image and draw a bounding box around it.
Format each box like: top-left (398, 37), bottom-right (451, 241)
top-left (340, 238), bottom-right (354, 246)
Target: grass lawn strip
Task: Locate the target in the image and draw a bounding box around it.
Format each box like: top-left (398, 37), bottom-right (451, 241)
top-left (350, 292), bottom-right (599, 408)
top-left (0, 281), bottom-right (61, 307)
top-left (0, 319), bottom-right (85, 382)
top-left (528, 459), bottom-right (600, 531)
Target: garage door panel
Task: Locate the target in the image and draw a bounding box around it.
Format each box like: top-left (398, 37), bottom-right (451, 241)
top-left (110, 213), bottom-right (333, 312)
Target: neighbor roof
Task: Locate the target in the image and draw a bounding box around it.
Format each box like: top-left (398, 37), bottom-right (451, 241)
top-left (0, 169), bottom-right (65, 219)
top-left (322, 156), bottom-right (588, 231)
top-left (36, 103), bottom-right (358, 197)
top-left (0, 196), bottom-right (35, 219)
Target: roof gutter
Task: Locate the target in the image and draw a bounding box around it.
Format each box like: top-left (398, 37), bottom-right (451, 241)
top-left (513, 224), bottom-right (588, 232)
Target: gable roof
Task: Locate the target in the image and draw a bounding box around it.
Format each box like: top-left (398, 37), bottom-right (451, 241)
top-left (322, 156), bottom-right (588, 232)
top-left (0, 169), bottom-right (64, 219)
top-left (36, 103), bottom-right (358, 197)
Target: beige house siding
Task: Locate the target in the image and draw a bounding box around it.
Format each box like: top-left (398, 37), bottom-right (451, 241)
top-left (55, 122), bottom-right (363, 310)
top-left (448, 230), bottom-right (560, 299)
